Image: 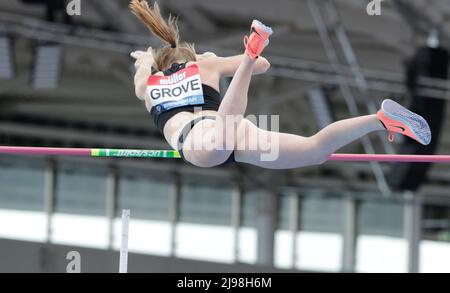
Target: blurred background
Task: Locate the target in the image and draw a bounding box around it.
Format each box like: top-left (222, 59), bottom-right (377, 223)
top-left (0, 0), bottom-right (449, 273)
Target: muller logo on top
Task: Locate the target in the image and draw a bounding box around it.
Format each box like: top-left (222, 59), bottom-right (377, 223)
top-left (147, 64), bottom-right (205, 113)
top-left (160, 71), bottom-right (187, 85)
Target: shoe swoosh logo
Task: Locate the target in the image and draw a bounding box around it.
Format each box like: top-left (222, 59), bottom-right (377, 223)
top-left (389, 125), bottom-right (406, 132)
top-left (251, 28), bottom-right (261, 36)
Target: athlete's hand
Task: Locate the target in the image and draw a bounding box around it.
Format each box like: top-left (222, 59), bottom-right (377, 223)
top-left (196, 51), bottom-right (217, 61)
top-left (131, 46), bottom-right (154, 69)
top-left (131, 46), bottom-right (154, 101)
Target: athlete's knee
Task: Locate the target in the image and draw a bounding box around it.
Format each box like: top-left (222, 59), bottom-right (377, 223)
top-left (184, 149), bottom-right (231, 168)
top-left (312, 154), bottom-right (329, 166)
top-left (182, 150), bottom-right (211, 168)
top-left (305, 137), bottom-right (330, 166)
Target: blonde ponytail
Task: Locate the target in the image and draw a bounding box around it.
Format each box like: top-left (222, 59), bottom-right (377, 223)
top-left (129, 0), bottom-right (179, 48)
top-left (129, 0), bottom-right (197, 71)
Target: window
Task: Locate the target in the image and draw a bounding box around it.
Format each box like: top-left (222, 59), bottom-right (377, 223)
top-left (113, 172), bottom-right (172, 256)
top-left (51, 163), bottom-right (108, 248)
top-left (176, 181), bottom-right (234, 263)
top-left (0, 161), bottom-right (46, 242)
top-left (356, 200), bottom-right (407, 273)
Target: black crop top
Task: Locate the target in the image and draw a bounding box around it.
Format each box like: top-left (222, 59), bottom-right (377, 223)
top-left (150, 63), bottom-right (221, 133)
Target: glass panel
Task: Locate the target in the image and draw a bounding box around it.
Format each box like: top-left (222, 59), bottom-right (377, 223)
top-left (358, 200), bottom-right (404, 237)
top-left (175, 223), bottom-right (234, 263)
top-left (277, 193), bottom-right (290, 230)
top-left (117, 173), bottom-right (171, 221)
top-left (238, 227), bottom-right (257, 264)
top-left (176, 181), bottom-right (234, 262)
top-left (296, 231), bottom-right (343, 272)
top-left (356, 200), bottom-right (407, 273)
top-left (114, 172), bottom-right (172, 257)
top-left (422, 205), bottom-right (450, 242)
top-left (241, 191), bottom-right (257, 227)
top-left (275, 230), bottom-right (294, 269)
top-left (52, 163), bottom-right (109, 248)
top-left (113, 218), bottom-right (171, 256)
top-left (420, 204), bottom-right (450, 273)
top-left (420, 241), bottom-right (450, 273)
top-left (296, 196), bottom-right (344, 271)
top-left (300, 197), bottom-right (344, 233)
top-left (55, 163), bottom-right (107, 216)
top-left (356, 235), bottom-right (407, 273)
top-left (0, 164), bottom-right (45, 211)
top-left (51, 214), bottom-right (109, 248)
top-left (0, 161), bottom-right (47, 242)
top-left (0, 210), bottom-right (47, 242)
top-left (179, 183), bottom-right (232, 226)
top-left (275, 192), bottom-right (294, 269)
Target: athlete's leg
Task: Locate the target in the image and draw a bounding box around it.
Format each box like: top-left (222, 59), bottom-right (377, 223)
top-left (217, 55), bottom-right (255, 119)
top-left (215, 20), bottom-right (273, 148)
top-left (217, 20), bottom-right (272, 118)
top-left (182, 21), bottom-right (272, 167)
top-left (234, 115), bottom-right (384, 169)
top-left (235, 99), bottom-right (431, 169)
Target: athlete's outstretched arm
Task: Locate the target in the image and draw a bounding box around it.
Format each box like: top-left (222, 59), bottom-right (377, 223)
top-left (199, 54), bottom-right (270, 77)
top-left (131, 47), bottom-right (154, 100)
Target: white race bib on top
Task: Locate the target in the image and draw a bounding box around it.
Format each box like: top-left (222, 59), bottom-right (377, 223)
top-left (147, 64), bottom-right (205, 114)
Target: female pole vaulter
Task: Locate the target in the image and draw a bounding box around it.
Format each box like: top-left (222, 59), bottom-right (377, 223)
top-left (130, 0), bottom-right (431, 169)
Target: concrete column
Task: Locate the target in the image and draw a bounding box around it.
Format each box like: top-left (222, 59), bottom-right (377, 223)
top-left (231, 187), bottom-right (242, 263)
top-left (169, 174), bottom-right (181, 257)
top-left (288, 192), bottom-right (299, 268)
top-left (256, 187), bottom-right (278, 267)
top-left (106, 169), bottom-right (118, 250)
top-left (44, 159), bottom-right (56, 243)
top-left (404, 191), bottom-right (422, 273)
top-left (342, 194), bottom-right (358, 272)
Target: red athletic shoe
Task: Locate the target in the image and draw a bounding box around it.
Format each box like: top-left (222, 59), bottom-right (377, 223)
top-left (244, 20), bottom-right (273, 59)
top-left (377, 99), bottom-right (431, 145)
